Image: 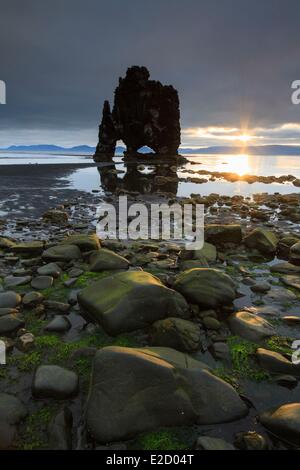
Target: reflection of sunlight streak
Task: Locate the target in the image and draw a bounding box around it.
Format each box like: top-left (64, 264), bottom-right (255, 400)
top-left (222, 154), bottom-right (250, 175)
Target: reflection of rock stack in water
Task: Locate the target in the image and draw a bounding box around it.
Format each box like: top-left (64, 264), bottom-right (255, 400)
top-left (94, 66), bottom-right (181, 161)
top-left (97, 163), bottom-right (179, 196)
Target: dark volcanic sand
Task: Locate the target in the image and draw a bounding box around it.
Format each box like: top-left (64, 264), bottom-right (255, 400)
top-left (0, 163), bottom-right (95, 218)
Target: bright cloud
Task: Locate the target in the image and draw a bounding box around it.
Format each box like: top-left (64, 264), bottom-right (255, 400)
top-left (182, 123), bottom-right (300, 147)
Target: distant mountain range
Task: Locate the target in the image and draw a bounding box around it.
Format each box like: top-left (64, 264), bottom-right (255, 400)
top-left (2, 144), bottom-right (300, 156)
top-left (1, 144), bottom-right (96, 153)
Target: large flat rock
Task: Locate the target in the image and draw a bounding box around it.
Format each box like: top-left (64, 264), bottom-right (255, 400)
top-left (86, 346), bottom-right (248, 443)
top-left (77, 271), bottom-right (189, 335)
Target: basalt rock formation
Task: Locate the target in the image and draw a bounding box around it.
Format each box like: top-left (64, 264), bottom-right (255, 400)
top-left (94, 66), bottom-right (181, 161)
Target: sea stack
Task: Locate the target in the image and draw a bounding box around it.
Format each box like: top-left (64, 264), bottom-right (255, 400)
top-left (94, 66), bottom-right (181, 160)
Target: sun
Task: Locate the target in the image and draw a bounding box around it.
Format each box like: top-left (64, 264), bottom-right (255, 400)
top-left (236, 134), bottom-right (252, 143)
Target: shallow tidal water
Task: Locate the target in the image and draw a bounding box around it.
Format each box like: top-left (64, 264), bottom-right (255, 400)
top-left (0, 152), bottom-right (299, 219)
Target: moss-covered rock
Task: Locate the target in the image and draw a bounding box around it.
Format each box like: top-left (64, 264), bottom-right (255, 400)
top-left (205, 225), bottom-right (242, 245)
top-left (289, 241), bottom-right (300, 266)
top-left (0, 237), bottom-right (15, 250)
top-left (228, 311), bottom-right (275, 343)
top-left (193, 242), bottom-right (217, 262)
top-left (42, 244), bottom-right (81, 262)
top-left (174, 268), bottom-right (236, 309)
top-left (243, 228), bottom-right (278, 255)
top-left (11, 241), bottom-right (44, 255)
top-left (86, 346), bottom-right (248, 443)
top-left (78, 270), bottom-right (189, 335)
top-left (61, 233), bottom-right (100, 252)
top-left (89, 248), bottom-right (129, 271)
top-left (150, 317), bottom-right (201, 352)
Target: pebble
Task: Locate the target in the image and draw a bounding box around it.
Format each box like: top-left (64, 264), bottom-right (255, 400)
top-left (44, 316), bottom-right (71, 333)
top-left (44, 300), bottom-right (70, 313)
top-left (16, 332), bottom-right (35, 352)
top-left (22, 291), bottom-right (44, 306)
top-left (4, 276), bottom-right (31, 288)
top-left (37, 262), bottom-right (62, 278)
top-left (0, 292), bottom-right (21, 309)
top-left (0, 314), bottom-right (25, 335)
top-left (203, 317), bottom-right (221, 330)
top-left (31, 276), bottom-right (54, 290)
top-left (251, 282), bottom-right (271, 293)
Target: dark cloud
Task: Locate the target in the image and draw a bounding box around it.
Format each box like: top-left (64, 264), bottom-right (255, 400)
top-left (0, 0), bottom-right (300, 145)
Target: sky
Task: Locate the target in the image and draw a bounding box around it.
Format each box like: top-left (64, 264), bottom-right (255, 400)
top-left (1, 0), bottom-right (300, 148)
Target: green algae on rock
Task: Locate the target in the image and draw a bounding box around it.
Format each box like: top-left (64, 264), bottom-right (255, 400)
top-left (78, 270), bottom-right (189, 335)
top-left (174, 268), bottom-right (236, 309)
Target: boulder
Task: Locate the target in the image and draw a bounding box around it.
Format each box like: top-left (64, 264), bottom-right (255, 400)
top-left (43, 209), bottom-right (68, 225)
top-left (37, 263), bottom-right (62, 278)
top-left (281, 275), bottom-right (300, 291)
top-left (44, 316), bottom-right (71, 333)
top-left (150, 317), bottom-right (201, 352)
top-left (31, 276), bottom-right (53, 290)
top-left (86, 346), bottom-right (248, 442)
top-left (260, 403), bottom-right (300, 446)
top-left (78, 271), bottom-right (189, 335)
top-left (193, 242), bottom-right (217, 262)
top-left (48, 407), bottom-right (73, 450)
top-left (205, 225), bottom-right (242, 245)
top-left (228, 311), bottom-right (275, 343)
top-left (278, 236), bottom-right (299, 258)
top-left (11, 241), bottom-right (44, 255)
top-left (234, 431), bottom-right (268, 450)
top-left (0, 291), bottom-right (21, 309)
top-left (42, 244), bottom-right (81, 262)
top-left (4, 276), bottom-right (31, 288)
top-left (61, 233), bottom-right (100, 252)
top-left (270, 262), bottom-right (300, 274)
top-left (89, 248), bottom-right (129, 271)
top-left (256, 348), bottom-right (300, 376)
top-left (22, 291), bottom-right (44, 307)
top-left (0, 237), bottom-right (15, 250)
top-left (32, 365), bottom-right (79, 399)
top-left (264, 287), bottom-right (297, 303)
top-left (180, 258), bottom-right (209, 270)
top-left (282, 316), bottom-right (300, 326)
top-left (250, 282), bottom-right (271, 293)
top-left (202, 316), bottom-right (221, 330)
top-left (0, 393), bottom-right (27, 425)
top-left (0, 314), bottom-right (25, 335)
top-left (44, 300), bottom-right (70, 313)
top-left (243, 228), bottom-right (278, 255)
top-left (174, 268), bottom-right (236, 309)
top-left (194, 436), bottom-right (235, 450)
top-left (0, 308), bottom-right (19, 317)
top-left (289, 242), bottom-right (300, 266)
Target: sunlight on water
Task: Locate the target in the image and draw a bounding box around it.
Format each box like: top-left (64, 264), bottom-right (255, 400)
top-left (183, 153), bottom-right (300, 177)
top-left (0, 151), bottom-right (299, 198)
top-left (213, 153), bottom-right (250, 176)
